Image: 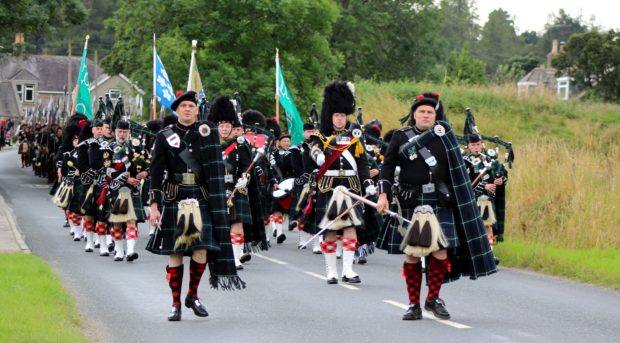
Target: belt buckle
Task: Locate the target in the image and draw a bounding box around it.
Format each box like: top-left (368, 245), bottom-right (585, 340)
top-left (338, 170), bottom-right (345, 177)
top-left (224, 174), bottom-right (234, 183)
top-left (182, 173), bottom-right (195, 185)
top-left (422, 183), bottom-right (435, 193)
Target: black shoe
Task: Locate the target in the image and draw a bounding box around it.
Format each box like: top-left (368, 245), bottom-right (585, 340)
top-left (185, 297), bottom-right (209, 317)
top-left (85, 247), bottom-right (93, 253)
top-left (277, 234), bottom-right (286, 244)
top-left (63, 220), bottom-right (70, 228)
top-left (424, 298), bottom-right (450, 320)
top-left (73, 236), bottom-right (81, 242)
top-left (288, 221), bottom-right (297, 231)
top-left (402, 304), bottom-right (423, 320)
top-left (94, 243), bottom-right (100, 249)
top-left (326, 277), bottom-right (338, 285)
top-left (357, 256), bottom-right (367, 265)
top-left (240, 254), bottom-right (251, 264)
top-left (494, 256), bottom-right (500, 266)
top-left (342, 275), bottom-right (361, 284)
top-left (107, 242), bottom-right (115, 253)
top-left (100, 251), bottom-right (109, 257)
top-left (313, 250), bottom-right (322, 255)
top-left (273, 230), bottom-right (277, 238)
top-left (236, 264), bottom-right (244, 270)
top-left (126, 252), bottom-right (139, 262)
top-left (70, 231), bottom-right (75, 236)
top-left (298, 245), bottom-right (307, 250)
top-left (168, 304), bottom-right (182, 321)
top-left (114, 255), bottom-right (124, 262)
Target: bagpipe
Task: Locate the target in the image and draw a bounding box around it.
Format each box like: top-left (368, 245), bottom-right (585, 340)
top-left (457, 108), bottom-right (515, 168)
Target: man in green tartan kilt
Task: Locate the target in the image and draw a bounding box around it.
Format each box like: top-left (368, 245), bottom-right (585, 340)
top-left (147, 91), bottom-right (244, 322)
top-left (107, 120), bottom-right (147, 262)
top-left (207, 95), bottom-right (254, 270)
top-left (376, 93), bottom-right (497, 321)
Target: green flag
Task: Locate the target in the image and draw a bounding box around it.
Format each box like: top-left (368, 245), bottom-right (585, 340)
top-left (276, 50), bottom-right (303, 145)
top-left (73, 36), bottom-right (93, 119)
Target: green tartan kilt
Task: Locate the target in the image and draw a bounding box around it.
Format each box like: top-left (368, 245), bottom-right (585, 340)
top-left (77, 182), bottom-right (96, 217)
top-left (376, 193), bottom-right (459, 255)
top-left (231, 192), bottom-right (252, 225)
top-left (260, 187), bottom-right (275, 215)
top-left (358, 195), bottom-right (383, 246)
top-left (67, 180), bottom-right (83, 214)
top-left (288, 182), bottom-right (303, 219)
top-left (145, 185), bottom-right (220, 256)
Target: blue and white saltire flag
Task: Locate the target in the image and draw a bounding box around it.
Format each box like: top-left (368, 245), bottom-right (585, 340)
top-left (154, 48), bottom-right (176, 113)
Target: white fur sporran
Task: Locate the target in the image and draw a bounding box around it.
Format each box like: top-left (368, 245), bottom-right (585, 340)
top-left (399, 205), bottom-right (447, 257)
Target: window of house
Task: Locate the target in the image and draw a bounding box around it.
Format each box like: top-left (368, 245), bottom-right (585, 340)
top-left (108, 88), bottom-right (121, 100)
top-left (15, 84), bottom-right (23, 101)
top-left (24, 84), bottom-right (34, 102)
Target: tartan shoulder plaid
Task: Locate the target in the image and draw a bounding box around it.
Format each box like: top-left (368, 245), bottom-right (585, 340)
top-left (198, 120), bottom-right (245, 290)
top-left (436, 120), bottom-right (497, 281)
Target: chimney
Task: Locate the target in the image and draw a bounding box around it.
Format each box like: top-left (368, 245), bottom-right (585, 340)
top-left (14, 33), bottom-right (24, 44)
top-left (547, 39), bottom-right (560, 68)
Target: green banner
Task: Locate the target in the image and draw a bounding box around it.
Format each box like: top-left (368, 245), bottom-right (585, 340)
top-left (75, 40), bottom-right (93, 119)
top-left (276, 54), bottom-right (303, 145)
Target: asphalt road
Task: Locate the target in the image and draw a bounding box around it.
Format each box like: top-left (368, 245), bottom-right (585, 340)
top-left (1, 149), bottom-right (618, 343)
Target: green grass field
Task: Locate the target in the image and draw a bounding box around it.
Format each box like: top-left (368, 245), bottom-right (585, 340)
top-left (0, 253), bottom-right (87, 343)
top-left (354, 80), bottom-right (620, 289)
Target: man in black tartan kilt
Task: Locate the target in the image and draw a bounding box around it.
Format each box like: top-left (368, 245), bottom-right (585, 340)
top-left (107, 120), bottom-right (147, 262)
top-left (207, 95), bottom-right (254, 270)
top-left (308, 81), bottom-right (376, 285)
top-left (147, 91), bottom-right (245, 322)
top-left (376, 93), bottom-right (497, 321)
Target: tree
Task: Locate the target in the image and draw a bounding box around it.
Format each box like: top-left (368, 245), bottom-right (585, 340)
top-left (0, 0), bottom-right (88, 55)
top-left (476, 9), bottom-right (519, 75)
top-left (552, 30), bottom-right (620, 102)
top-left (444, 46), bottom-right (485, 85)
top-left (104, 0), bottom-right (341, 117)
top-left (537, 9), bottom-right (587, 60)
top-left (494, 53), bottom-right (541, 83)
top-left (331, 0), bottom-right (443, 81)
top-left (438, 0), bottom-right (480, 62)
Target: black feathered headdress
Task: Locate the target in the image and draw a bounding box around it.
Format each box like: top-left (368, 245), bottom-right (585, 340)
top-left (208, 95), bottom-right (238, 124)
top-left (319, 81), bottom-right (356, 134)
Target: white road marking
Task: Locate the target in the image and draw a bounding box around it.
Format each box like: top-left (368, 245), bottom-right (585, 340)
top-left (304, 271), bottom-right (360, 290)
top-left (383, 300), bottom-right (472, 329)
top-left (253, 253), bottom-right (288, 265)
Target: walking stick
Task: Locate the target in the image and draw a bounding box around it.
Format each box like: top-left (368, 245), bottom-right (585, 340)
top-left (333, 186), bottom-right (413, 225)
top-left (298, 194), bottom-right (368, 249)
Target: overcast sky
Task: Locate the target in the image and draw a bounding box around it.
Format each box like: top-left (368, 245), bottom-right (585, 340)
top-left (474, 0), bottom-right (619, 33)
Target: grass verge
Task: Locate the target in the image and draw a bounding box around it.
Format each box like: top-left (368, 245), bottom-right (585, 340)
top-left (494, 240), bottom-right (620, 290)
top-left (0, 253), bottom-right (87, 343)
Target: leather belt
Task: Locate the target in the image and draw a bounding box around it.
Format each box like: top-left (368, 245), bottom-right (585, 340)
top-left (324, 170), bottom-right (357, 177)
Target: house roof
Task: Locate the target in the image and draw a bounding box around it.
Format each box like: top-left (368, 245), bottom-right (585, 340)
top-left (0, 55), bottom-right (103, 92)
top-left (517, 67), bottom-right (561, 87)
top-left (0, 81), bottom-right (21, 117)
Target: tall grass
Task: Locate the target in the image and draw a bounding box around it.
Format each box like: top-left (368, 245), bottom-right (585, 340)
top-left (355, 80), bottom-right (620, 251)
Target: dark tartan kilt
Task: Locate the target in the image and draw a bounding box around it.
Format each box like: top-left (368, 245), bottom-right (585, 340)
top-left (108, 188), bottom-right (147, 223)
top-left (78, 182), bottom-right (97, 217)
top-left (358, 195), bottom-right (383, 246)
top-left (145, 185), bottom-right (220, 256)
top-left (67, 180), bottom-right (83, 214)
top-left (231, 192), bottom-right (252, 225)
top-left (376, 193), bottom-right (459, 255)
top-left (288, 183), bottom-right (303, 219)
top-left (93, 184), bottom-right (111, 222)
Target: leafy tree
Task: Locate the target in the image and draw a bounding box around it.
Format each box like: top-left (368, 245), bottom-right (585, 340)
top-left (0, 0), bottom-right (88, 55)
top-left (494, 53), bottom-right (541, 83)
top-left (438, 0), bottom-right (479, 62)
top-left (332, 0), bottom-right (443, 81)
top-left (552, 30), bottom-right (620, 102)
top-left (104, 0), bottom-right (341, 117)
top-left (444, 45), bottom-right (485, 85)
top-left (476, 9), bottom-right (519, 75)
top-left (538, 9), bottom-right (587, 60)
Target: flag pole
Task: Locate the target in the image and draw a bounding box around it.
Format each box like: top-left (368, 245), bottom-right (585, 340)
top-left (152, 33), bottom-right (157, 121)
top-left (71, 35), bottom-right (89, 115)
top-left (188, 40), bottom-right (197, 92)
top-left (275, 48), bottom-right (280, 124)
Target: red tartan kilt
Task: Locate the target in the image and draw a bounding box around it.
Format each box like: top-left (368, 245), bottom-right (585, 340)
top-left (277, 196), bottom-right (292, 211)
